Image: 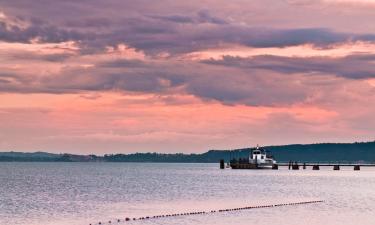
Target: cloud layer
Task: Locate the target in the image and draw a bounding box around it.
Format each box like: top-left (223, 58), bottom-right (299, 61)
top-left (0, 0), bottom-right (374, 153)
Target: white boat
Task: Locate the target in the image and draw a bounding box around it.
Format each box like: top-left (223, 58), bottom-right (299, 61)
top-left (248, 145), bottom-right (277, 169)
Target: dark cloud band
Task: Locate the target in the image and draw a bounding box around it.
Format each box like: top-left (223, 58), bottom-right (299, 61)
top-left (203, 54), bottom-right (375, 79)
top-left (1, 10), bottom-right (375, 55)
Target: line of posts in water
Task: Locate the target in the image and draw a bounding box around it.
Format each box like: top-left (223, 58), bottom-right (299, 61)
top-left (286, 161), bottom-right (361, 170)
top-left (90, 200), bottom-right (324, 225)
top-left (219, 159), bottom-right (362, 170)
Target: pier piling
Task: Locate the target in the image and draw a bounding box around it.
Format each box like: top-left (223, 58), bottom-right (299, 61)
top-left (220, 159), bottom-right (225, 169)
top-left (354, 165), bottom-right (360, 170)
top-left (312, 165), bottom-right (320, 170)
top-left (333, 165), bottom-right (340, 170)
top-left (292, 162), bottom-right (299, 170)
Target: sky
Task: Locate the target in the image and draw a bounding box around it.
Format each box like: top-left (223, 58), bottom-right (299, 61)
top-left (0, 0), bottom-right (374, 154)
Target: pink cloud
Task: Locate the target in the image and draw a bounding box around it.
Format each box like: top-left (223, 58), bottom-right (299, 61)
top-left (0, 1), bottom-right (374, 153)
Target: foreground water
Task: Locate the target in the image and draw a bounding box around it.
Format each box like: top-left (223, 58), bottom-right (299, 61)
top-left (0, 163), bottom-right (374, 225)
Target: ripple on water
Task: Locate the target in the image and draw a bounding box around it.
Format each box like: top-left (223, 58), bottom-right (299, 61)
top-left (0, 163), bottom-right (374, 225)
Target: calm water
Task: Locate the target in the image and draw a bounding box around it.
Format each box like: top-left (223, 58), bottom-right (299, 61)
top-left (0, 163), bottom-right (374, 225)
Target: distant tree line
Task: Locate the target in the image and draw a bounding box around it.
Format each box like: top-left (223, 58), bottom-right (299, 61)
top-left (1, 141), bottom-right (374, 163)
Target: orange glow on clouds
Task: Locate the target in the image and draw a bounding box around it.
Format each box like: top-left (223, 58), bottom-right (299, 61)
top-left (0, 91), bottom-right (344, 153)
top-left (106, 44), bottom-right (146, 60)
top-left (324, 0), bottom-right (375, 3)
top-left (1, 0), bottom-right (374, 153)
top-left (183, 42), bottom-right (375, 60)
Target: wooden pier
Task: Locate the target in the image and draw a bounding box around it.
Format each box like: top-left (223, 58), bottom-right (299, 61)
top-left (279, 162), bottom-right (375, 170)
top-left (278, 162), bottom-right (375, 167)
top-left (222, 159), bottom-right (375, 170)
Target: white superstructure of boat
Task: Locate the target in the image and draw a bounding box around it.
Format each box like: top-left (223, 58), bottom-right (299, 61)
top-left (249, 145), bottom-right (277, 169)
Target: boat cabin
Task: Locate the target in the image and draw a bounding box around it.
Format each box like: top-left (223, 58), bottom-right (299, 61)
top-left (249, 146), bottom-right (274, 165)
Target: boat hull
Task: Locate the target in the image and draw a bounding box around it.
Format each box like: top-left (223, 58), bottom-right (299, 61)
top-left (230, 163), bottom-right (275, 169)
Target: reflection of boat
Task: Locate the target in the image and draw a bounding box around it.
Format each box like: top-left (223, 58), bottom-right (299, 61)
top-left (230, 145), bottom-right (277, 169)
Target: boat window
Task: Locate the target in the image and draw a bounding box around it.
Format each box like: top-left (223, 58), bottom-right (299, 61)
top-left (261, 156), bottom-right (264, 159)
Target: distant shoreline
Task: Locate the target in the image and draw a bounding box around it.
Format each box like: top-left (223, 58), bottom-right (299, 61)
top-left (1, 141), bottom-right (375, 163)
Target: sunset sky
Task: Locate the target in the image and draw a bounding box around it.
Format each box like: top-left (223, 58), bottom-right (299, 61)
top-left (0, 0), bottom-right (374, 154)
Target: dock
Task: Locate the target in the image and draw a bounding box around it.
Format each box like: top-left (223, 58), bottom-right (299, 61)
top-left (224, 160), bottom-right (375, 170)
top-left (221, 146), bottom-right (375, 170)
top-left (278, 162), bottom-right (375, 170)
top-left (278, 162), bottom-right (375, 167)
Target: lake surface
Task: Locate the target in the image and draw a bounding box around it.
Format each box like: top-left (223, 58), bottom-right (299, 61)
top-left (0, 163), bottom-right (374, 225)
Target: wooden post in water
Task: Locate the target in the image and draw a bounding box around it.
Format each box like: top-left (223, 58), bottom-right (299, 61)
top-left (220, 159), bottom-right (225, 169)
top-left (303, 163), bottom-right (306, 170)
top-left (354, 165), bottom-right (360, 171)
top-left (333, 165), bottom-right (340, 170)
top-left (312, 165), bottom-right (320, 170)
top-left (292, 162), bottom-right (299, 170)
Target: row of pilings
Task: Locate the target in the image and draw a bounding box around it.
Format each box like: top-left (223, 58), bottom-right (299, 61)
top-left (287, 161), bottom-right (361, 170)
top-left (90, 200), bottom-right (324, 225)
top-left (221, 159), bottom-right (363, 170)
